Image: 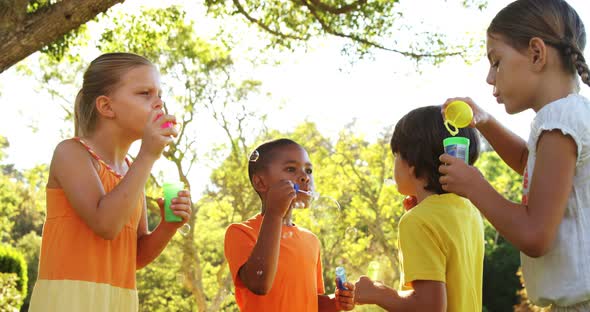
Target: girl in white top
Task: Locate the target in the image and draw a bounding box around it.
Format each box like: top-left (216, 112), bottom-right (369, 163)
top-left (438, 0), bottom-right (590, 311)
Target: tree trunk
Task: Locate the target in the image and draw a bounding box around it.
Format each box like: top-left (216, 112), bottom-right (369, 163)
top-left (0, 0), bottom-right (124, 73)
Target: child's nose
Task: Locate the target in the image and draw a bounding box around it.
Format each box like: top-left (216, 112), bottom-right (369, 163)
top-left (299, 173), bottom-right (310, 183)
top-left (152, 99), bottom-right (164, 110)
top-left (486, 69), bottom-right (495, 86)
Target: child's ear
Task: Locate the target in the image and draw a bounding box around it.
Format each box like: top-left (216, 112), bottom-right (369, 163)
top-left (95, 95), bottom-right (115, 119)
top-left (409, 165), bottom-right (417, 178)
top-left (528, 37), bottom-right (547, 71)
top-left (252, 175), bottom-right (268, 193)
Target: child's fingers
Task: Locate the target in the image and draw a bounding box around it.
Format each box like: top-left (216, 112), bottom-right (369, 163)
top-left (172, 196), bottom-right (191, 205)
top-left (161, 124), bottom-right (179, 138)
top-left (336, 299), bottom-right (355, 311)
top-left (337, 289), bottom-right (354, 299)
top-left (177, 189), bottom-right (191, 197)
top-left (171, 208), bottom-right (191, 222)
top-left (343, 281), bottom-right (355, 291)
top-left (439, 153), bottom-right (458, 166)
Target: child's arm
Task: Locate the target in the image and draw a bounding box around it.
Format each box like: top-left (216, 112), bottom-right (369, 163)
top-left (136, 192), bottom-right (192, 269)
top-left (355, 277), bottom-right (446, 312)
top-left (50, 110), bottom-right (177, 240)
top-left (439, 130), bottom-right (576, 257)
top-left (317, 280), bottom-right (355, 311)
top-left (237, 180), bottom-right (295, 295)
top-left (444, 97), bottom-right (528, 174)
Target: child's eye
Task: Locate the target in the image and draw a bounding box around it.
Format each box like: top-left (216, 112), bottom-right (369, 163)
top-left (305, 168), bottom-right (313, 174)
top-left (286, 167), bottom-right (296, 172)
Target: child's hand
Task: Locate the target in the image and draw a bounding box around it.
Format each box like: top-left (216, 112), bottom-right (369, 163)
top-left (335, 278), bottom-right (355, 311)
top-left (442, 97), bottom-right (490, 128)
top-left (439, 154), bottom-right (485, 198)
top-left (354, 276), bottom-right (378, 305)
top-left (403, 196), bottom-right (418, 211)
top-left (139, 109), bottom-right (178, 160)
top-left (157, 189), bottom-right (192, 228)
top-left (265, 180), bottom-right (296, 218)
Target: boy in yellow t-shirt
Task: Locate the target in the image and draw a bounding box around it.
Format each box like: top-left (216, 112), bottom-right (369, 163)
top-left (354, 106), bottom-right (484, 311)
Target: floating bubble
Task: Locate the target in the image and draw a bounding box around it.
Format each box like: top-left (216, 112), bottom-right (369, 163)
top-left (384, 178), bottom-right (396, 185)
top-left (177, 223), bottom-right (191, 236)
top-left (249, 150), bottom-right (260, 162)
top-left (367, 261), bottom-right (381, 281)
top-left (345, 227), bottom-right (358, 240)
top-left (291, 201), bottom-right (305, 209)
top-left (310, 195), bottom-right (341, 219)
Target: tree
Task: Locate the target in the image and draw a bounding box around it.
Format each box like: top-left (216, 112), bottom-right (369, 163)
top-left (476, 152), bottom-right (523, 312)
top-left (0, 0), bottom-right (124, 73)
top-left (1, 0), bottom-right (487, 73)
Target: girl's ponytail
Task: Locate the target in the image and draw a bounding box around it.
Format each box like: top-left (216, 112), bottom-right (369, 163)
top-left (74, 89), bottom-right (84, 137)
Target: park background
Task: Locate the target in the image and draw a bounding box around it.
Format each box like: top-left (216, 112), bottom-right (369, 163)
top-left (1, 0), bottom-right (589, 311)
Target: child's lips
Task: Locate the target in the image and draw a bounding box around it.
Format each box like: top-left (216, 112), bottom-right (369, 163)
top-left (154, 112), bottom-right (174, 128)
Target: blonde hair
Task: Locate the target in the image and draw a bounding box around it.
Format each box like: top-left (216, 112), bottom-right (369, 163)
top-left (74, 53), bottom-right (154, 136)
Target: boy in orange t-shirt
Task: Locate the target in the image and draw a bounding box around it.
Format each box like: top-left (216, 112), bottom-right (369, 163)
top-left (224, 138), bottom-right (355, 312)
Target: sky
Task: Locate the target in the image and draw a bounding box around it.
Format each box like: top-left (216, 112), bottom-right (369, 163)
top-left (0, 0), bottom-right (589, 195)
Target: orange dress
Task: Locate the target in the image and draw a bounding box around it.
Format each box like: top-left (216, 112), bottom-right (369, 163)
top-left (29, 138), bottom-right (143, 312)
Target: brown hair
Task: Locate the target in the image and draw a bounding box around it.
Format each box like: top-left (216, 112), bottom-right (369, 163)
top-left (488, 0), bottom-right (588, 87)
top-left (74, 53), bottom-right (154, 136)
top-left (390, 106), bottom-right (480, 194)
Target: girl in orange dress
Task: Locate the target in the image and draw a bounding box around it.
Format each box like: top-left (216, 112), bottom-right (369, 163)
top-left (29, 52), bottom-right (192, 311)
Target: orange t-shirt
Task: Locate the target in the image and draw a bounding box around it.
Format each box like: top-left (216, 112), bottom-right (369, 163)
top-left (224, 213), bottom-right (325, 312)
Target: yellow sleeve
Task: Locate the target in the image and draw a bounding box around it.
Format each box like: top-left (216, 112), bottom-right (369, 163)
top-left (398, 214), bottom-right (447, 289)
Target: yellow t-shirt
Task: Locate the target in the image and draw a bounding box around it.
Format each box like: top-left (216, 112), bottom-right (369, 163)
top-left (398, 193), bottom-right (484, 312)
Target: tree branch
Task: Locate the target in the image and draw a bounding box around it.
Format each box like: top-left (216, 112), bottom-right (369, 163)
top-left (307, 0), bottom-right (367, 15)
top-left (302, 0), bottom-right (462, 59)
top-left (231, 0), bottom-right (306, 41)
top-left (0, 0), bottom-right (124, 73)
top-left (0, 0), bottom-right (28, 34)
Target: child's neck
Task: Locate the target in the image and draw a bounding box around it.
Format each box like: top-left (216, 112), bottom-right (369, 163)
top-left (414, 181), bottom-right (435, 205)
top-left (82, 128), bottom-right (133, 167)
top-left (532, 70), bottom-right (577, 112)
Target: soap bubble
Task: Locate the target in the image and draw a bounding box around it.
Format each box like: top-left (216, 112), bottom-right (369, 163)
top-left (384, 178), bottom-right (396, 185)
top-left (345, 227), bottom-right (358, 241)
top-left (177, 223), bottom-right (191, 236)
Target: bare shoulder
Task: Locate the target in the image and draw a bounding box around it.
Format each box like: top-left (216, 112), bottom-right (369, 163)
top-left (47, 139), bottom-right (98, 188)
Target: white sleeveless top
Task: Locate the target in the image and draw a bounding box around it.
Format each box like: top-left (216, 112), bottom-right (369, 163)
top-left (521, 93), bottom-right (590, 307)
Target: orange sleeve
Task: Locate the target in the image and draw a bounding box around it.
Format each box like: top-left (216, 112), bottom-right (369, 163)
top-left (224, 225), bottom-right (255, 289)
top-left (316, 249), bottom-right (325, 294)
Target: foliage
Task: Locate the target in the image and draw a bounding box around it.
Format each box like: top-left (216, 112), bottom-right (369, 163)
top-left (0, 272), bottom-right (23, 311)
top-left (476, 152), bottom-right (523, 312)
top-left (204, 0), bottom-right (485, 63)
top-left (16, 232), bottom-right (42, 311)
top-left (0, 245), bottom-right (28, 301)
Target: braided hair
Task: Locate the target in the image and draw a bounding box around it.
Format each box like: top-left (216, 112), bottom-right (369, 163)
top-left (488, 0), bottom-right (589, 88)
